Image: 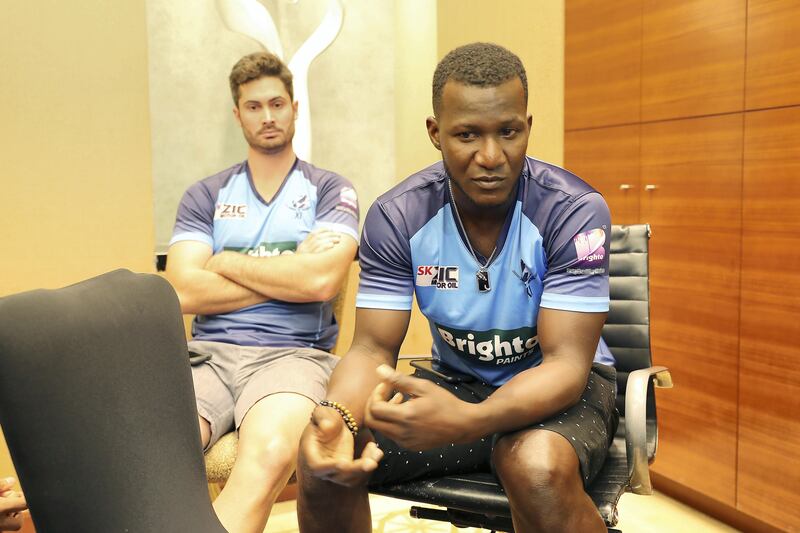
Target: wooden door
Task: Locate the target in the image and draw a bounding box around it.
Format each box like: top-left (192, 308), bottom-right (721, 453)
top-left (745, 0), bottom-right (800, 110)
top-left (564, 125), bottom-right (640, 225)
top-left (641, 0), bottom-right (745, 122)
top-left (738, 106), bottom-right (800, 530)
top-left (565, 0), bottom-right (642, 130)
top-left (641, 114), bottom-right (743, 506)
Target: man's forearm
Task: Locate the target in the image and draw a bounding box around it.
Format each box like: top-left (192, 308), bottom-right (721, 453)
top-left (168, 267), bottom-right (268, 315)
top-left (465, 358), bottom-right (590, 441)
top-left (324, 344), bottom-right (396, 425)
top-left (208, 249), bottom-right (347, 303)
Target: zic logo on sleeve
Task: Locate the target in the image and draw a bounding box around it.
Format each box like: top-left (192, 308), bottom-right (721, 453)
top-left (416, 265), bottom-right (459, 289)
top-left (214, 203), bottom-right (248, 220)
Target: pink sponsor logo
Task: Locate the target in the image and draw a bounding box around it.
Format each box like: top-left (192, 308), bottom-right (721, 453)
top-left (573, 228), bottom-right (606, 267)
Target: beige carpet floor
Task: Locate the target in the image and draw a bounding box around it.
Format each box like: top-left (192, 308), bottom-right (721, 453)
top-left (262, 491), bottom-right (739, 532)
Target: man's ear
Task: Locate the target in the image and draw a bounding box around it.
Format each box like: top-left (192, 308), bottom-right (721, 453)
top-left (527, 113), bottom-right (533, 131)
top-left (233, 106), bottom-right (242, 126)
top-left (293, 100), bottom-right (299, 120)
top-left (426, 116), bottom-right (441, 151)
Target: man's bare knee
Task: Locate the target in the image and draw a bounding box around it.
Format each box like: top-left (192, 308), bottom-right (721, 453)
top-left (236, 433), bottom-right (297, 482)
top-left (198, 415), bottom-right (212, 449)
top-left (493, 430), bottom-right (581, 502)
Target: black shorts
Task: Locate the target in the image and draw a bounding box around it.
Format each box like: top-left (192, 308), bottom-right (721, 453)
top-left (368, 362), bottom-right (619, 488)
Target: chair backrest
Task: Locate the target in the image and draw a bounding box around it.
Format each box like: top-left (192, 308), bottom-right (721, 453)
top-left (603, 224), bottom-right (653, 418)
top-left (0, 270), bottom-right (226, 532)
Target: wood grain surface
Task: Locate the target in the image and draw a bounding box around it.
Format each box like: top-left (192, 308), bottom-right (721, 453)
top-left (641, 0), bottom-right (745, 121)
top-left (566, 0), bottom-right (642, 129)
top-left (640, 114), bottom-right (743, 506)
top-left (565, 124), bottom-right (641, 225)
top-left (745, 0), bottom-right (800, 110)
top-left (738, 106), bottom-right (800, 530)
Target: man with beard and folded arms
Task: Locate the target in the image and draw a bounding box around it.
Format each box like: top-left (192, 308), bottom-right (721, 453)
top-left (297, 42), bottom-right (617, 533)
top-left (166, 52), bottom-right (359, 533)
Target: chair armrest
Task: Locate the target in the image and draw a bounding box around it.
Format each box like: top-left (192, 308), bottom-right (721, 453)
top-left (625, 366), bottom-right (673, 495)
top-left (397, 355), bottom-right (433, 361)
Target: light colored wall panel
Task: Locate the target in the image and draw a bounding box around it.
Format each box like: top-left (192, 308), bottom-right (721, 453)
top-left (0, 0), bottom-right (154, 483)
top-left (436, 0), bottom-right (564, 167)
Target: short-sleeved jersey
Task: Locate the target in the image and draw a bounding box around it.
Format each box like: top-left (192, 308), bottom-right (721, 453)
top-left (170, 158), bottom-right (359, 349)
top-left (357, 157), bottom-right (612, 387)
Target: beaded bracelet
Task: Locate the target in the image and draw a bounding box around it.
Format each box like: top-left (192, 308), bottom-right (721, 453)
top-left (319, 400), bottom-right (359, 436)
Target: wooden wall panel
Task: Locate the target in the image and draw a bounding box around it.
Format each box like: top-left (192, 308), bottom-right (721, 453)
top-left (741, 106), bottom-right (800, 234)
top-left (641, 0), bottom-right (745, 122)
top-left (648, 227), bottom-right (740, 505)
top-left (738, 107), bottom-right (800, 530)
top-left (565, 0), bottom-right (642, 130)
top-left (640, 114), bottom-right (743, 230)
top-left (641, 115), bottom-right (742, 506)
top-left (564, 125), bottom-right (640, 225)
top-left (746, 0), bottom-right (800, 110)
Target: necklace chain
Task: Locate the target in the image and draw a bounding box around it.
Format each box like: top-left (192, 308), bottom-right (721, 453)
top-left (447, 178), bottom-right (497, 273)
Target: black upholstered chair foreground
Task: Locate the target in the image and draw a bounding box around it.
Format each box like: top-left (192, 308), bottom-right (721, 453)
top-left (0, 270), bottom-right (226, 533)
top-left (371, 224), bottom-right (673, 532)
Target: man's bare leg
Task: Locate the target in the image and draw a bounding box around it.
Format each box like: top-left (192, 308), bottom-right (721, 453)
top-left (198, 416), bottom-right (212, 449)
top-left (296, 453), bottom-right (372, 533)
top-left (493, 429), bottom-right (606, 533)
top-left (212, 393), bottom-right (316, 533)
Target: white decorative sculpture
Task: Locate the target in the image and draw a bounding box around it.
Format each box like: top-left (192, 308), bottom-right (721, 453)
top-left (216, 0), bottom-right (344, 162)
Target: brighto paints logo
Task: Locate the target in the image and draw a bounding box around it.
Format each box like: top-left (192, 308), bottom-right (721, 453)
top-left (435, 323), bottom-right (539, 365)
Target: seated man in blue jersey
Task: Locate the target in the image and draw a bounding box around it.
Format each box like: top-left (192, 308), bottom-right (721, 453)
top-left (165, 52), bottom-right (359, 533)
top-left (297, 42), bottom-right (617, 533)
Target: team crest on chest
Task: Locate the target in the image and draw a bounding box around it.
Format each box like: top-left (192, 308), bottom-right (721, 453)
top-left (289, 194), bottom-right (311, 218)
top-left (513, 259), bottom-right (535, 298)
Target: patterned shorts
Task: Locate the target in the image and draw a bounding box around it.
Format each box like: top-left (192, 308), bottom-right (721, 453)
top-left (368, 362), bottom-right (618, 488)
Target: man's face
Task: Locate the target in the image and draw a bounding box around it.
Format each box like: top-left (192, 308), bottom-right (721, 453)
top-left (234, 76), bottom-right (297, 155)
top-left (427, 78), bottom-right (532, 211)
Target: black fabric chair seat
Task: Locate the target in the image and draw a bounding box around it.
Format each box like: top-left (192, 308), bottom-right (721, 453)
top-left (0, 270), bottom-right (226, 532)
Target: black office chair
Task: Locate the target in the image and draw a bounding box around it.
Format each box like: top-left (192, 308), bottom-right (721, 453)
top-left (371, 224), bottom-right (672, 532)
top-left (0, 269), bottom-right (226, 532)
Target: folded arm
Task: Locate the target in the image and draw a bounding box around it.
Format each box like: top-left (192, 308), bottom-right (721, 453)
top-left (205, 233), bottom-right (358, 303)
top-left (166, 230), bottom-right (356, 315)
top-left (165, 240), bottom-right (267, 315)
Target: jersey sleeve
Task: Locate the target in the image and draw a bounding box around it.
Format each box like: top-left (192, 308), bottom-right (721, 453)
top-left (311, 172), bottom-right (360, 242)
top-left (169, 181), bottom-right (216, 248)
top-left (540, 192), bottom-right (611, 313)
top-left (355, 201), bottom-right (414, 311)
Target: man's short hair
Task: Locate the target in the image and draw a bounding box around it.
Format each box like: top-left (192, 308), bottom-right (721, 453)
top-left (229, 52), bottom-right (294, 105)
top-left (432, 42), bottom-right (528, 115)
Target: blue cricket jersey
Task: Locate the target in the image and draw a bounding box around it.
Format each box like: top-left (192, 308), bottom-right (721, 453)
top-left (357, 157), bottom-right (613, 387)
top-left (170, 158), bottom-right (359, 350)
